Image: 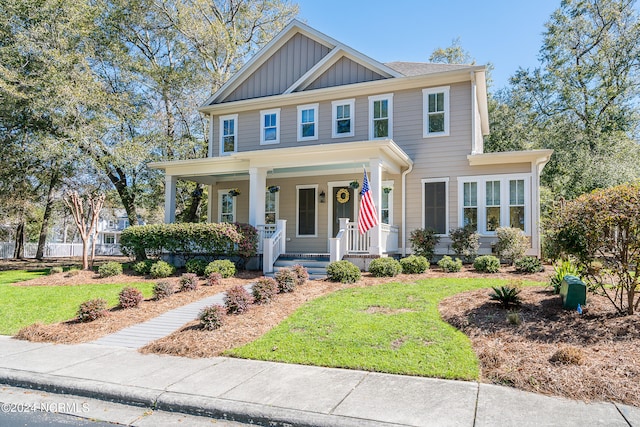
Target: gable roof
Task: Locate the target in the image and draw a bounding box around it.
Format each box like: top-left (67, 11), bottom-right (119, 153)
top-left (384, 62), bottom-right (474, 77)
top-left (201, 19), bottom-right (402, 107)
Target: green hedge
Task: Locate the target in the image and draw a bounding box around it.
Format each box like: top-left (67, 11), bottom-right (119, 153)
top-left (120, 222), bottom-right (257, 261)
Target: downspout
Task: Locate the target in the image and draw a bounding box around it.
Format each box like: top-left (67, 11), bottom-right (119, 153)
top-left (401, 162), bottom-right (414, 257)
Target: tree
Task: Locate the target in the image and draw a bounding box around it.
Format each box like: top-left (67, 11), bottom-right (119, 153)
top-left (545, 182), bottom-right (640, 315)
top-left (64, 191), bottom-right (105, 270)
top-left (429, 37), bottom-right (475, 64)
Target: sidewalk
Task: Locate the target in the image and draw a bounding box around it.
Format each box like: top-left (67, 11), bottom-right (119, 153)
top-left (0, 336), bottom-right (637, 427)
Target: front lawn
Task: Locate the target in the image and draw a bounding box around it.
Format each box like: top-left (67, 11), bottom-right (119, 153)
top-left (228, 278), bottom-right (543, 380)
top-left (0, 270), bottom-right (154, 335)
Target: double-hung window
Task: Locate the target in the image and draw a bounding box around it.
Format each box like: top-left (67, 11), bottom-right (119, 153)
top-left (265, 190), bottom-right (278, 224)
top-left (422, 179), bottom-right (448, 235)
top-left (485, 181), bottom-right (501, 232)
top-left (380, 181), bottom-right (394, 224)
top-left (369, 94), bottom-right (393, 139)
top-left (260, 109), bottom-right (280, 144)
top-left (218, 190), bottom-right (236, 223)
top-left (509, 179), bottom-right (526, 230)
top-left (463, 182), bottom-right (478, 230)
top-left (219, 114), bottom-right (237, 155)
top-left (423, 86), bottom-right (450, 137)
top-left (332, 99), bottom-right (355, 138)
top-left (297, 104), bottom-right (318, 141)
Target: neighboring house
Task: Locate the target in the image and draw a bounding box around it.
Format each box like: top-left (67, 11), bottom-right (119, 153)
top-left (96, 209), bottom-right (142, 245)
top-left (150, 20), bottom-right (552, 272)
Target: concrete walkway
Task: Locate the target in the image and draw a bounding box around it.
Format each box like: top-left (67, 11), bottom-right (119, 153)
top-left (0, 337), bottom-right (638, 427)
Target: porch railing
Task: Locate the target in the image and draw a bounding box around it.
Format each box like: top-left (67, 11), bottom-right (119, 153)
top-left (256, 224), bottom-right (277, 254)
top-left (262, 219), bottom-right (286, 274)
top-left (329, 219), bottom-right (399, 261)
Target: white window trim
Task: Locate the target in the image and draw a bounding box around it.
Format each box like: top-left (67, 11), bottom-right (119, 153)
top-left (423, 86), bottom-right (450, 138)
top-left (260, 108), bottom-right (280, 145)
top-left (265, 190), bottom-right (279, 224)
top-left (381, 180), bottom-right (394, 225)
top-left (219, 114), bottom-right (238, 156)
top-left (217, 189), bottom-right (236, 223)
top-left (296, 184), bottom-right (318, 238)
top-left (457, 174), bottom-right (532, 236)
top-left (332, 99), bottom-right (355, 138)
top-left (421, 177), bottom-right (450, 236)
top-left (297, 103), bottom-right (319, 142)
top-left (368, 93), bottom-right (393, 140)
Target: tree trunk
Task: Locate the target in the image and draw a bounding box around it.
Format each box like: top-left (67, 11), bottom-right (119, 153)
top-left (81, 235), bottom-right (89, 270)
top-left (35, 171), bottom-right (59, 260)
top-left (183, 184), bottom-right (204, 223)
top-left (105, 168), bottom-right (138, 226)
top-left (13, 222), bottom-right (24, 259)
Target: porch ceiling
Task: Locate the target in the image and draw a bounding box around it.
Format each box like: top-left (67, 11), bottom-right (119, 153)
top-left (148, 139), bottom-right (413, 183)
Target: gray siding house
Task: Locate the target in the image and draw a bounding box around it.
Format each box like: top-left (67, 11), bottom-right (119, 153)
top-left (150, 20), bottom-right (552, 272)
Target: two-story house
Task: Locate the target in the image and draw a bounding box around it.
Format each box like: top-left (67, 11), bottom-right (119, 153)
top-left (150, 20), bottom-right (552, 272)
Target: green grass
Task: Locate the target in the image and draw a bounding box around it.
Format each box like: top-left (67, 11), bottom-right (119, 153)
top-left (228, 278), bottom-right (544, 380)
top-left (0, 270), bottom-right (154, 335)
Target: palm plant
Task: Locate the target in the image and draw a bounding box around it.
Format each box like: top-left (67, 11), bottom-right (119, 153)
top-left (489, 285), bottom-right (522, 309)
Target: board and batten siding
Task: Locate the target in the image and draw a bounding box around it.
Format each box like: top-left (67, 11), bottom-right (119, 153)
top-left (222, 33), bottom-right (331, 103)
top-left (304, 56), bottom-right (386, 91)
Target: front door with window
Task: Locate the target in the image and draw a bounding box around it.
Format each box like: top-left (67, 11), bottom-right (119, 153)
top-left (332, 186), bottom-right (355, 236)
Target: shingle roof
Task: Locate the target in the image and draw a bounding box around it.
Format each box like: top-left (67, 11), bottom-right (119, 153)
top-left (384, 61), bottom-right (474, 77)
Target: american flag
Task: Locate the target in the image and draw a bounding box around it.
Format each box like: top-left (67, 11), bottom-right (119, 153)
top-left (358, 169), bottom-right (379, 234)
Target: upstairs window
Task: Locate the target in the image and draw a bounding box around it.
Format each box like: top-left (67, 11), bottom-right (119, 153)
top-left (332, 99), bottom-right (355, 138)
top-left (423, 86), bottom-right (450, 137)
top-left (297, 104), bottom-right (318, 141)
top-left (260, 109), bottom-right (280, 144)
top-left (219, 114), bottom-right (237, 155)
top-left (369, 94), bottom-right (393, 139)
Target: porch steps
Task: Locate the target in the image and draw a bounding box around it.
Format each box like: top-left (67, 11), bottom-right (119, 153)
top-left (271, 254), bottom-right (330, 280)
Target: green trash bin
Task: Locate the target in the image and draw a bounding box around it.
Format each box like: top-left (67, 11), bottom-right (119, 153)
top-left (560, 275), bottom-right (586, 310)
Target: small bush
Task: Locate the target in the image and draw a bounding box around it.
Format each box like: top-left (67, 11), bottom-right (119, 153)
top-left (150, 260), bottom-right (175, 279)
top-left (291, 264), bottom-right (309, 286)
top-left (206, 272), bottom-right (223, 287)
top-left (368, 257), bottom-right (402, 277)
top-left (449, 226), bottom-right (480, 262)
top-left (185, 259), bottom-right (209, 276)
top-left (514, 256), bottom-right (543, 273)
top-left (153, 281), bottom-right (176, 300)
top-left (78, 298), bottom-right (108, 322)
top-left (495, 227), bottom-right (529, 264)
top-left (275, 268), bottom-right (297, 293)
top-left (179, 273), bottom-right (199, 292)
top-left (98, 262), bottom-right (123, 278)
top-left (409, 228), bottom-right (441, 261)
top-left (506, 311), bottom-right (522, 326)
top-left (252, 277), bottom-right (279, 304)
top-left (224, 285), bottom-right (253, 314)
top-left (438, 255), bottom-right (462, 273)
top-left (204, 259), bottom-right (236, 278)
top-left (489, 281), bottom-right (522, 308)
top-left (199, 304), bottom-right (226, 331)
top-left (49, 266), bottom-right (63, 275)
top-left (474, 255), bottom-right (501, 273)
top-left (399, 255), bottom-right (429, 274)
top-left (66, 268), bottom-right (81, 277)
top-left (119, 286), bottom-right (143, 309)
top-left (132, 260), bottom-right (154, 276)
top-left (549, 346), bottom-right (584, 365)
top-left (326, 260), bottom-right (361, 283)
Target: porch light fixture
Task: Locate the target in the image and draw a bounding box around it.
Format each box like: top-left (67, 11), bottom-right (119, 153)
top-left (319, 191), bottom-right (326, 203)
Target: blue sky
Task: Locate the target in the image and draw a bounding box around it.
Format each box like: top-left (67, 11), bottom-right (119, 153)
top-left (295, 0), bottom-right (561, 90)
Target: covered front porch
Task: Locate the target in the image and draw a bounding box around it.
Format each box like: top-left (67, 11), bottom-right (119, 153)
top-left (149, 140), bottom-right (413, 272)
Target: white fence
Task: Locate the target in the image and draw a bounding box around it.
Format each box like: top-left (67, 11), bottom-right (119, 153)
top-left (0, 242), bottom-right (123, 259)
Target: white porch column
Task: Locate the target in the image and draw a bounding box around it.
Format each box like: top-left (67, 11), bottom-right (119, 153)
top-left (207, 184), bottom-right (215, 223)
top-left (208, 113), bottom-right (214, 158)
top-left (164, 175), bottom-right (177, 224)
top-left (369, 158), bottom-right (383, 256)
top-left (249, 167), bottom-right (267, 227)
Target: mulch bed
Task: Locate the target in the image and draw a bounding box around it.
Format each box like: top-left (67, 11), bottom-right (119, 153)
top-left (439, 286), bottom-right (640, 406)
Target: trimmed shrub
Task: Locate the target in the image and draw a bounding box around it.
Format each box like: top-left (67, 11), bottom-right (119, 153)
top-left (224, 285), bottom-right (253, 314)
top-left (150, 260), bottom-right (175, 279)
top-left (153, 281), bottom-right (176, 300)
top-left (495, 227), bottom-right (529, 264)
top-left (132, 260), bottom-right (154, 276)
top-left (204, 260), bottom-right (236, 278)
top-left (409, 228), bottom-right (441, 261)
top-left (49, 266), bottom-right (63, 275)
top-left (514, 256), bottom-right (543, 273)
top-left (438, 255), bottom-right (462, 273)
top-left (474, 255), bottom-right (501, 273)
top-left (98, 262), bottom-right (122, 278)
top-left (400, 255), bottom-right (429, 274)
top-left (198, 304), bottom-right (226, 331)
top-left (274, 268), bottom-right (297, 293)
top-left (206, 272), bottom-right (223, 287)
top-left (252, 277), bottom-right (279, 304)
top-left (185, 259), bottom-right (209, 276)
top-left (66, 268), bottom-right (81, 277)
top-left (179, 273), bottom-right (199, 292)
top-left (119, 286), bottom-right (143, 309)
top-left (489, 281), bottom-right (522, 309)
top-left (449, 226), bottom-right (480, 262)
top-left (326, 260), bottom-right (361, 283)
top-left (78, 298), bottom-right (108, 322)
top-left (368, 257), bottom-right (402, 277)
top-left (291, 264), bottom-right (309, 286)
